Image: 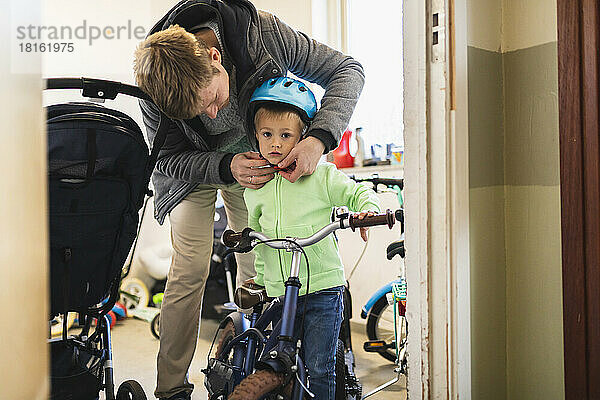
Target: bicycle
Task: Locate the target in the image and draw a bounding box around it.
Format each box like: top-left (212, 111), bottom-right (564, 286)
top-left (347, 175), bottom-right (407, 364)
top-left (202, 208), bottom-right (399, 399)
top-left (361, 280), bottom-right (406, 399)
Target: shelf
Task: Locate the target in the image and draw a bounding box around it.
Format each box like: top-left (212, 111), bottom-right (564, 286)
top-left (338, 164), bottom-right (404, 176)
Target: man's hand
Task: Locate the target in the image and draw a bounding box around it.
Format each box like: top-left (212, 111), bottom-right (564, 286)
top-left (277, 136), bottom-right (325, 183)
top-left (231, 151), bottom-right (276, 189)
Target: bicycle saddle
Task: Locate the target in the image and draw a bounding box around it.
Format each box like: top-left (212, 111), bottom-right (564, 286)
top-left (234, 282), bottom-right (272, 309)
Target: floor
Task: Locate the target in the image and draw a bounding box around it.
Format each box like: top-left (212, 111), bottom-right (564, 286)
top-left (103, 312), bottom-right (406, 399)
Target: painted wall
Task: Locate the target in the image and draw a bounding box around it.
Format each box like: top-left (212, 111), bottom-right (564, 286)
top-left (501, 0), bottom-right (563, 397)
top-left (251, 0), bottom-right (313, 36)
top-left (1, 2), bottom-right (48, 399)
top-left (467, 0), bottom-right (564, 398)
top-left (467, 1), bottom-right (506, 396)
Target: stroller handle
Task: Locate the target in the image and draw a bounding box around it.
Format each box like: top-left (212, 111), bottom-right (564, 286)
top-left (45, 77), bottom-right (152, 102)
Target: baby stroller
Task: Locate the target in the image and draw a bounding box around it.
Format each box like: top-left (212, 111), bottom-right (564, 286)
top-left (46, 77), bottom-right (169, 400)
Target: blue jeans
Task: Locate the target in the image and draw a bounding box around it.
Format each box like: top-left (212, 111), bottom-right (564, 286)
top-left (289, 286), bottom-right (345, 400)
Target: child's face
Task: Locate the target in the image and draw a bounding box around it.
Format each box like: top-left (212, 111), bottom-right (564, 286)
top-left (255, 113), bottom-right (303, 165)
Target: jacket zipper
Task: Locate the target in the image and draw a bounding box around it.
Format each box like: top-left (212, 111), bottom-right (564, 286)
top-left (275, 174), bottom-right (286, 282)
top-left (275, 173), bottom-right (281, 240)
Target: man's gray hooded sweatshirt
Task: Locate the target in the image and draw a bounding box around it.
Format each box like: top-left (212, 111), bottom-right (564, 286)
top-left (140, 0), bottom-right (365, 224)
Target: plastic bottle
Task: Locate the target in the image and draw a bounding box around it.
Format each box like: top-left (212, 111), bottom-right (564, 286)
top-left (354, 127), bottom-right (365, 168)
top-left (332, 130), bottom-right (355, 168)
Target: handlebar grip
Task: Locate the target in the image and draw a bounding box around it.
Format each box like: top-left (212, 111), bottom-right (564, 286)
top-left (374, 177), bottom-right (404, 189)
top-left (222, 229), bottom-right (243, 247)
top-left (395, 209), bottom-right (403, 222)
top-left (349, 209), bottom-right (396, 230)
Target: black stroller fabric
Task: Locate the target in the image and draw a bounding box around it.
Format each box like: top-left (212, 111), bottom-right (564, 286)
top-left (50, 340), bottom-right (105, 400)
top-left (47, 102), bottom-right (150, 316)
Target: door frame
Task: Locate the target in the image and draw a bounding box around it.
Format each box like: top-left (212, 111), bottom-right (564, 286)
top-left (557, 0), bottom-right (600, 398)
top-left (404, 0), bottom-right (471, 397)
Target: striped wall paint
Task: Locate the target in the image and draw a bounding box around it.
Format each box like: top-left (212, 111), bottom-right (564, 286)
top-left (467, 0), bottom-right (563, 396)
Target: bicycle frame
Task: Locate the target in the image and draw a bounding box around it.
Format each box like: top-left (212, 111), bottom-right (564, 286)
top-left (217, 297), bottom-right (288, 376)
top-left (206, 209), bottom-right (396, 399)
top-left (210, 252), bottom-right (320, 399)
top-left (245, 228), bottom-right (342, 398)
top-left (210, 236), bottom-right (338, 399)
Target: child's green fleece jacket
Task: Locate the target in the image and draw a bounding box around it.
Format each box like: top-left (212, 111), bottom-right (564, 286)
top-left (243, 162), bottom-right (380, 297)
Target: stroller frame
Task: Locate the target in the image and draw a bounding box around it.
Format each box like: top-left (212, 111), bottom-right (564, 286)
top-left (46, 77), bottom-right (168, 400)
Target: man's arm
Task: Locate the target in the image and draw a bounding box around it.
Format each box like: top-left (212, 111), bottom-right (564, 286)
top-left (140, 99), bottom-right (232, 184)
top-left (260, 12), bottom-right (364, 182)
top-left (140, 100), bottom-right (276, 188)
top-left (269, 13), bottom-right (365, 151)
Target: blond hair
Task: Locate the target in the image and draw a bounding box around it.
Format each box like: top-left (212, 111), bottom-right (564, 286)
top-left (133, 25), bottom-right (219, 119)
top-left (254, 104), bottom-right (307, 134)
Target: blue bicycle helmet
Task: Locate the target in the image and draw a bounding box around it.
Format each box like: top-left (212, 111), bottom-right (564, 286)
top-left (249, 77), bottom-right (317, 124)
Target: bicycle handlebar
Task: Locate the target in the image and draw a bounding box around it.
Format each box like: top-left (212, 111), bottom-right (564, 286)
top-left (348, 209), bottom-right (395, 230)
top-left (349, 175), bottom-right (404, 191)
top-left (222, 209), bottom-right (399, 252)
top-left (222, 230), bottom-right (244, 247)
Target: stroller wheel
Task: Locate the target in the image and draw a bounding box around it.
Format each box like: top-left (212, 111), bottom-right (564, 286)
top-left (150, 312), bottom-right (160, 339)
top-left (116, 379), bottom-right (147, 400)
top-left (120, 278), bottom-right (150, 310)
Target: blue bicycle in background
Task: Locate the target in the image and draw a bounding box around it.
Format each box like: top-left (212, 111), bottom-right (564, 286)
top-left (348, 175), bottom-right (406, 365)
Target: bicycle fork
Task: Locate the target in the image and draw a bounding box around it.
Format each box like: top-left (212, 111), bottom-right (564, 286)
top-left (259, 250), bottom-right (313, 399)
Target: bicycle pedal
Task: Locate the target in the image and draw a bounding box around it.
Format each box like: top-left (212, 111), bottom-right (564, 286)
top-left (203, 358), bottom-right (235, 396)
top-left (363, 340), bottom-right (390, 352)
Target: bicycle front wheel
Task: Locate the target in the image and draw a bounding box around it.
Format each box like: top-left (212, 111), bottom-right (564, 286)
top-left (150, 312), bottom-right (160, 339)
top-left (228, 370), bottom-right (285, 400)
top-left (366, 296), bottom-right (407, 362)
top-left (215, 319), bottom-right (241, 362)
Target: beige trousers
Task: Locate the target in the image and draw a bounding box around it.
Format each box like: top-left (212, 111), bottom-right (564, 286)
top-left (154, 183), bottom-right (255, 398)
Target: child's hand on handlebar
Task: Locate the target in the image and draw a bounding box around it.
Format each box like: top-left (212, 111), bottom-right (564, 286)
top-left (241, 277), bottom-right (265, 290)
top-left (356, 211), bottom-right (376, 241)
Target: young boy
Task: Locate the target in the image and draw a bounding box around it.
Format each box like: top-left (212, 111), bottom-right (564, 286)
top-left (243, 77), bottom-right (380, 399)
